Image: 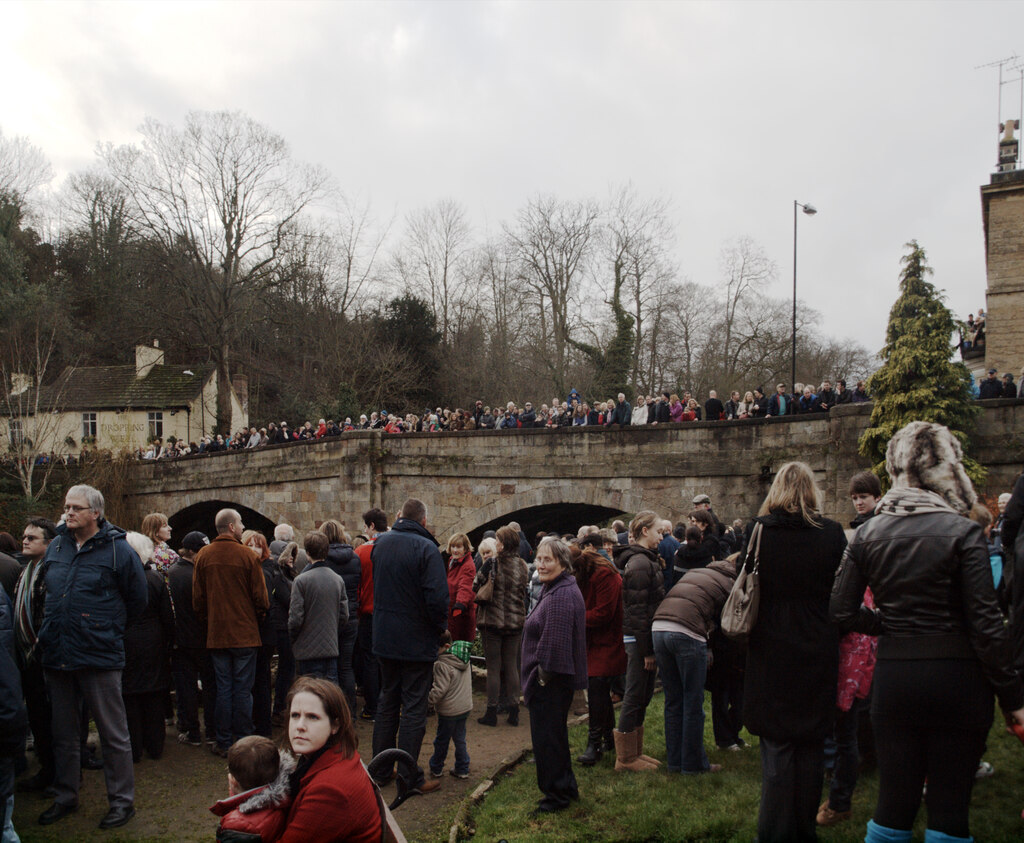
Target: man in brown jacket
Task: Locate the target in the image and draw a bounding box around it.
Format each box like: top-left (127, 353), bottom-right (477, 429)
top-left (193, 508), bottom-right (269, 756)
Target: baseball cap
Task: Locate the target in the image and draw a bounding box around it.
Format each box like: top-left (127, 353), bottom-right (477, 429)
top-left (182, 531), bottom-right (210, 552)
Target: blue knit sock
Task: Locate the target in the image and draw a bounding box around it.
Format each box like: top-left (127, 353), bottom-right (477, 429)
top-left (923, 830), bottom-right (973, 843)
top-left (865, 819), bottom-right (912, 843)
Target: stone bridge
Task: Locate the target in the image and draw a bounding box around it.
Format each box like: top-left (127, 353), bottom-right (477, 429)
top-left (121, 402), bottom-right (1024, 544)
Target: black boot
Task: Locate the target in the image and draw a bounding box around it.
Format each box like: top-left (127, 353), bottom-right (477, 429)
top-left (576, 738), bottom-right (603, 766)
top-left (598, 731), bottom-right (615, 754)
top-left (507, 705), bottom-right (519, 727)
top-left (477, 706), bottom-right (498, 727)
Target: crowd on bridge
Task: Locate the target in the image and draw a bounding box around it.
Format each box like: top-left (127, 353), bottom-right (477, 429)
top-left (2, 417), bottom-right (1024, 842)
top-left (137, 377), bottom-right (876, 460)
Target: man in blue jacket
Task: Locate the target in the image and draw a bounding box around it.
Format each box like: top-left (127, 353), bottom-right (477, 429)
top-left (36, 484), bottom-right (146, 830)
top-left (371, 498), bottom-right (449, 793)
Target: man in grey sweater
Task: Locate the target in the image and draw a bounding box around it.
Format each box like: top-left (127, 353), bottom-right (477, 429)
top-left (288, 531), bottom-right (347, 683)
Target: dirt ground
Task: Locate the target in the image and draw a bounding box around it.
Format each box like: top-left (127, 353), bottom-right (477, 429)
top-left (11, 685), bottom-right (535, 843)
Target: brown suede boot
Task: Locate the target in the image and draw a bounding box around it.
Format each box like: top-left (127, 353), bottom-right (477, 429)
top-left (613, 729), bottom-right (658, 772)
top-left (637, 724), bottom-right (662, 766)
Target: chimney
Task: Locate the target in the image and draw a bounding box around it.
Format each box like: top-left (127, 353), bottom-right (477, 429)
top-left (135, 340), bottom-right (164, 379)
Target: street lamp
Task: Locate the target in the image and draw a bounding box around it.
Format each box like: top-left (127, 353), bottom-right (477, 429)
top-left (792, 200), bottom-right (817, 394)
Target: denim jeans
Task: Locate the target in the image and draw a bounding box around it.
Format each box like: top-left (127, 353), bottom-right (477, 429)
top-left (209, 647), bottom-right (257, 750)
top-left (653, 630), bottom-right (709, 773)
top-left (372, 659), bottom-right (433, 789)
top-left (429, 716), bottom-right (469, 776)
top-left (295, 658), bottom-right (339, 684)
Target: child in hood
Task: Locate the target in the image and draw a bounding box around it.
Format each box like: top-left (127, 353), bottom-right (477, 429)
top-left (427, 635), bottom-right (473, 781)
top-left (210, 735), bottom-right (295, 842)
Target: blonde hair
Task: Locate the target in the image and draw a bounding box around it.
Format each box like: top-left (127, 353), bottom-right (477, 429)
top-left (758, 461), bottom-right (822, 526)
top-left (125, 531), bottom-right (155, 564)
top-left (478, 537), bottom-right (497, 558)
top-left (446, 533), bottom-right (473, 556)
top-left (320, 519), bottom-right (350, 545)
top-left (628, 510), bottom-right (659, 542)
top-left (140, 512), bottom-right (168, 545)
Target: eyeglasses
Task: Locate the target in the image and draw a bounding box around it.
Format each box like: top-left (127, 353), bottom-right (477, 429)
top-left (63, 505), bottom-right (90, 513)
top-left (22, 534), bottom-right (44, 542)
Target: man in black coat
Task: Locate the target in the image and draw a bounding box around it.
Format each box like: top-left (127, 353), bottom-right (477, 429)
top-left (655, 392), bottom-right (671, 424)
top-left (979, 369), bottom-right (1004, 400)
top-left (609, 393), bottom-right (632, 426)
top-left (705, 391), bottom-right (725, 422)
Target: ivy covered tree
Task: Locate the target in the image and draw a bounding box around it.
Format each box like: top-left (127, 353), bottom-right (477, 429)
top-left (859, 240), bottom-right (983, 487)
top-left (569, 257), bottom-right (635, 401)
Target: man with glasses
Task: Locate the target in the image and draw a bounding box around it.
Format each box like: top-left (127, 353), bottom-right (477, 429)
top-left (192, 509), bottom-right (269, 758)
top-left (13, 518), bottom-right (57, 796)
top-left (36, 485), bottom-right (146, 830)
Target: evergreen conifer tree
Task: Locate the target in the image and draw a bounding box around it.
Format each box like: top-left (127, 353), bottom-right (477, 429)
top-left (858, 240), bottom-right (983, 487)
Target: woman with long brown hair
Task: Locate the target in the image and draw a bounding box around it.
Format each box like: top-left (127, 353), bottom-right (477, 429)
top-left (278, 677), bottom-right (381, 842)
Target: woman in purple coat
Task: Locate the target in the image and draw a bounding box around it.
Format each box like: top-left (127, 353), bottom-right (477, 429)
top-left (520, 537), bottom-right (587, 815)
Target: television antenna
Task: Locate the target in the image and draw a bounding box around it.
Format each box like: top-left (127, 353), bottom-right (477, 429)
top-left (977, 54), bottom-right (1024, 169)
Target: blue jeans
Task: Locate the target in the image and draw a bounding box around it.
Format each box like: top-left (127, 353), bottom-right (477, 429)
top-left (296, 658), bottom-right (338, 684)
top-left (429, 715), bottom-right (469, 776)
top-left (210, 647), bottom-right (257, 750)
top-left (653, 630), bottom-right (709, 773)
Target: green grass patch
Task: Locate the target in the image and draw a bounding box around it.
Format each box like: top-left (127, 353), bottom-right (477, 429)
top-left (466, 694), bottom-right (1024, 842)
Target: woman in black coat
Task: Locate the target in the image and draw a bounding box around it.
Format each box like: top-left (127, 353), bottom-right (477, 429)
top-left (122, 532), bottom-right (175, 762)
top-left (741, 462), bottom-right (846, 842)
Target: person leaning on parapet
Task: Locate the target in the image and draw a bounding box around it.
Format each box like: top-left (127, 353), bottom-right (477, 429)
top-left (1002, 372), bottom-right (1018, 399)
top-left (608, 393), bottom-right (632, 427)
top-left (766, 383), bottom-right (792, 417)
top-left (36, 484), bottom-right (147, 830)
top-left (979, 368), bottom-right (1003, 400)
top-left (705, 390), bottom-right (725, 422)
top-left (193, 509), bottom-right (270, 759)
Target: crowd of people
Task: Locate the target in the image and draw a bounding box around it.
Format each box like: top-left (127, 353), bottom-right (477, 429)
top-left (135, 378), bottom-right (875, 460)
top-left (2, 417), bottom-right (1024, 841)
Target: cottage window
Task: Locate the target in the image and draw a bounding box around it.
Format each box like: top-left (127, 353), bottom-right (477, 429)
top-left (9, 419), bottom-right (24, 446)
top-left (82, 413), bottom-right (97, 439)
top-left (148, 411), bottom-right (163, 439)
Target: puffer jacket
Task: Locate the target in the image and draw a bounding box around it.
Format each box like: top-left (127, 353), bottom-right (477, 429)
top-left (39, 520), bottom-right (147, 671)
top-left (614, 544), bottom-right (665, 657)
top-left (428, 648), bottom-right (473, 717)
top-left (831, 507), bottom-right (1023, 712)
top-left (654, 560), bottom-right (736, 639)
top-left (325, 542), bottom-right (360, 619)
top-left (474, 554), bottom-right (529, 632)
top-left (210, 751), bottom-right (296, 843)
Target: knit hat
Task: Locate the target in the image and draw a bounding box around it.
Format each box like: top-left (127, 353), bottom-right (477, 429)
top-left (181, 531), bottom-right (209, 552)
top-left (885, 421), bottom-right (976, 514)
top-left (449, 640), bottom-right (472, 664)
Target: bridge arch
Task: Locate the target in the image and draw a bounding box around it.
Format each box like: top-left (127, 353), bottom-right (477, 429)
top-left (168, 499), bottom-right (277, 547)
top-left (443, 484), bottom-right (645, 547)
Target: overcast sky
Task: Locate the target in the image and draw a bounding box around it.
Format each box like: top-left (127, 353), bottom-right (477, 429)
top-left (4, 0), bottom-right (1023, 356)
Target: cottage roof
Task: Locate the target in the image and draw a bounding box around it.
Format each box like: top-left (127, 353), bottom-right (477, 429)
top-left (33, 364), bottom-right (215, 411)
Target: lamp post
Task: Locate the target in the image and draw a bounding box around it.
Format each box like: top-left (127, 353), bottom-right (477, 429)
top-left (792, 200), bottom-right (817, 393)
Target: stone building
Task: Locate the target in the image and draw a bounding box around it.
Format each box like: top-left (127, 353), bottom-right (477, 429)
top-left (981, 161), bottom-right (1024, 381)
top-left (2, 342), bottom-right (247, 457)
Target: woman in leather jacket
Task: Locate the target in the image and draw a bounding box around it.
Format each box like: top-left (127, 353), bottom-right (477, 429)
top-left (831, 421), bottom-right (1024, 843)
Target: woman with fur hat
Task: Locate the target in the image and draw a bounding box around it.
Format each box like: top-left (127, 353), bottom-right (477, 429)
top-left (831, 421), bottom-right (1024, 843)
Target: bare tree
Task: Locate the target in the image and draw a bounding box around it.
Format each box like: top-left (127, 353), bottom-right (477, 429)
top-left (604, 185), bottom-right (676, 391)
top-left (717, 236), bottom-right (777, 379)
top-left (396, 199), bottom-right (472, 344)
top-left (102, 110), bottom-right (331, 432)
top-left (0, 127), bottom-right (53, 204)
top-left (0, 321), bottom-right (74, 500)
top-left (505, 195), bottom-right (600, 396)
top-left (329, 193), bottom-right (391, 318)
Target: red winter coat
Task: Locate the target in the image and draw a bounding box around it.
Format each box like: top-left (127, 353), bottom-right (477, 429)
top-left (580, 560), bottom-right (627, 677)
top-left (279, 748), bottom-right (381, 843)
top-left (210, 753), bottom-right (293, 842)
top-left (447, 554), bottom-right (477, 642)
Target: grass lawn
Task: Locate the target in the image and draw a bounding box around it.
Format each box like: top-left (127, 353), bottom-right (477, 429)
top-left (466, 693), bottom-right (1024, 842)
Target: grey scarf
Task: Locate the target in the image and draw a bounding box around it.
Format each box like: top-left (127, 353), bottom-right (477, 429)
top-left (876, 487), bottom-right (959, 518)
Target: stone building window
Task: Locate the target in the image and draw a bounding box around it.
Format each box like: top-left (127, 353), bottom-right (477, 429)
top-left (9, 419), bottom-right (23, 446)
top-left (82, 413), bottom-right (97, 439)
top-left (148, 411), bottom-right (163, 440)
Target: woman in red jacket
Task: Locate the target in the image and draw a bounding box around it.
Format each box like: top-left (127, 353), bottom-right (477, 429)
top-left (445, 534), bottom-right (477, 643)
top-left (278, 677), bottom-right (381, 843)
top-left (571, 539), bottom-right (626, 766)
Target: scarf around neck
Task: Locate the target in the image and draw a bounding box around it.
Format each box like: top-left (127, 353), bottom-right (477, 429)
top-left (876, 487), bottom-right (958, 518)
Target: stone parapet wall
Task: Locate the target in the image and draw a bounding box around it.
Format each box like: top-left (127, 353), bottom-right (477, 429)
top-left (122, 403), bottom-right (1024, 539)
